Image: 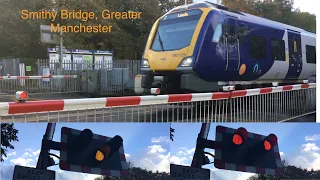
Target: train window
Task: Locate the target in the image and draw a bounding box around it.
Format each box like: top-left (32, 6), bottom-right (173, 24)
top-left (212, 23), bottom-right (223, 42)
top-left (249, 35), bottom-right (266, 59)
top-left (271, 39), bottom-right (285, 61)
top-left (227, 25), bottom-right (236, 44)
top-left (306, 45), bottom-right (316, 64)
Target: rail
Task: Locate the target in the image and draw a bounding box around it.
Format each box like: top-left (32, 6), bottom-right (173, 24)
top-left (0, 83), bottom-right (316, 122)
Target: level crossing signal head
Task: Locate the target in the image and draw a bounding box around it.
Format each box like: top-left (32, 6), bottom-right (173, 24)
top-left (263, 134), bottom-right (277, 151)
top-left (59, 127), bottom-right (128, 176)
top-left (232, 127), bottom-right (248, 145)
top-left (214, 125), bottom-right (284, 176)
top-left (95, 135), bottom-right (123, 162)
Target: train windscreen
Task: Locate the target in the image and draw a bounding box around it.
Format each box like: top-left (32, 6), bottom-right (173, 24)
top-left (151, 9), bottom-right (203, 51)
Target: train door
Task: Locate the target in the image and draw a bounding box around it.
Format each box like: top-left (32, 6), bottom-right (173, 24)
top-left (286, 30), bottom-right (302, 79)
top-left (224, 16), bottom-right (240, 74)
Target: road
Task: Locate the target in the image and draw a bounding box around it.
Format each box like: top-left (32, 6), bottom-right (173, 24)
top-left (0, 103), bottom-right (315, 123)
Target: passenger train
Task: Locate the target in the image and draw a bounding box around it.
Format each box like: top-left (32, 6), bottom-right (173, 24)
top-left (135, 2), bottom-right (316, 94)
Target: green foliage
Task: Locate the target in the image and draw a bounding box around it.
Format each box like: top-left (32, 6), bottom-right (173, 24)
top-left (94, 162), bottom-right (170, 180)
top-left (1, 123), bottom-right (19, 162)
top-left (222, 0), bottom-right (316, 33)
top-left (0, 0), bottom-right (315, 61)
top-left (247, 160), bottom-right (320, 179)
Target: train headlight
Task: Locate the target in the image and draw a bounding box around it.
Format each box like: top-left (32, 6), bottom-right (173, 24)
top-left (141, 58), bottom-right (149, 68)
top-left (179, 57), bottom-right (193, 67)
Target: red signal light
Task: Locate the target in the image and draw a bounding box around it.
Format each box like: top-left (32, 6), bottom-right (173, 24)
top-left (233, 134), bottom-right (243, 145)
top-left (232, 127), bottom-right (248, 145)
top-left (20, 92), bottom-right (28, 99)
top-left (15, 91), bottom-right (28, 101)
top-left (264, 134), bottom-right (277, 151)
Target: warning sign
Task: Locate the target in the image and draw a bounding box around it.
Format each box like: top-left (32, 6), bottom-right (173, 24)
top-left (170, 164), bottom-right (210, 180)
top-left (13, 165), bottom-right (55, 180)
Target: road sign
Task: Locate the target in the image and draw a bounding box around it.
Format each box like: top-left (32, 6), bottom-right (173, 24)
top-left (170, 164), bottom-right (210, 180)
top-left (40, 25), bottom-right (60, 44)
top-left (214, 125), bottom-right (284, 175)
top-left (13, 165), bottom-right (55, 180)
top-left (59, 127), bottom-right (129, 176)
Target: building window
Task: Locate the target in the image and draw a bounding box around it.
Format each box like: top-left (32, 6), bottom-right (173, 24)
top-left (271, 39), bottom-right (285, 61)
top-left (306, 45), bottom-right (316, 64)
top-left (249, 35), bottom-right (266, 59)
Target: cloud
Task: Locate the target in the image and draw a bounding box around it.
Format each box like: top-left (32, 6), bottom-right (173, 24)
top-left (133, 145), bottom-right (170, 173)
top-left (125, 153), bottom-right (130, 158)
top-left (148, 145), bottom-right (167, 154)
top-left (3, 151), bottom-right (16, 160)
top-left (10, 158), bottom-right (34, 167)
top-left (187, 148), bottom-right (195, 155)
top-left (302, 143), bottom-right (320, 152)
top-left (151, 136), bottom-right (170, 144)
top-left (305, 135), bottom-right (320, 141)
top-left (170, 147), bottom-right (196, 166)
top-left (7, 152), bottom-right (16, 157)
top-left (22, 149), bottom-right (40, 158)
top-left (286, 138), bottom-right (320, 171)
top-left (170, 156), bottom-right (189, 165)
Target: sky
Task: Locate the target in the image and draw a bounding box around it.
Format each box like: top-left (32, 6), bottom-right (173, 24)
top-left (170, 123), bottom-right (320, 180)
top-left (0, 123), bottom-right (170, 180)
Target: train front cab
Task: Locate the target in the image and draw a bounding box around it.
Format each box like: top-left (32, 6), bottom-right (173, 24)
top-left (135, 7), bottom-right (221, 94)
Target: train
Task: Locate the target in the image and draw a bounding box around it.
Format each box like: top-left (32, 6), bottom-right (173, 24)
top-left (134, 1), bottom-right (316, 94)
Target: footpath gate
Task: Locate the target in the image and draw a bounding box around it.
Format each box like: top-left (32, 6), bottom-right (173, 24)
top-left (0, 83), bottom-right (316, 123)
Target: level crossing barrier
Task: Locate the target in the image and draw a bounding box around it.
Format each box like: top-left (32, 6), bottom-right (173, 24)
top-left (0, 83), bottom-right (316, 123)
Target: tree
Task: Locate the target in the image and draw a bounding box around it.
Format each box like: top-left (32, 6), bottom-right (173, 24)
top-left (170, 123), bottom-right (175, 141)
top-left (221, 0), bottom-right (316, 33)
top-left (1, 123), bottom-right (19, 162)
top-left (247, 160), bottom-right (320, 179)
top-left (94, 162), bottom-right (170, 180)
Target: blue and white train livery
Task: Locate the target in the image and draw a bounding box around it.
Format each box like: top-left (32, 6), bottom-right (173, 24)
top-left (135, 2), bottom-right (316, 94)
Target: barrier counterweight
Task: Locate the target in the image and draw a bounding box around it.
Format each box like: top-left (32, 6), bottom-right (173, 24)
top-left (0, 83), bottom-right (316, 123)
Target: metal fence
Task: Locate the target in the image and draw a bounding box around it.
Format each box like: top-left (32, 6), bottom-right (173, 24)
top-left (0, 83), bottom-right (316, 123)
top-left (0, 59), bottom-right (21, 76)
top-left (0, 59), bottom-right (141, 96)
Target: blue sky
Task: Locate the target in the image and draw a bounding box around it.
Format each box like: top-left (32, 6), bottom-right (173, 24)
top-left (1, 123), bottom-right (170, 180)
top-left (170, 123), bottom-right (320, 180)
